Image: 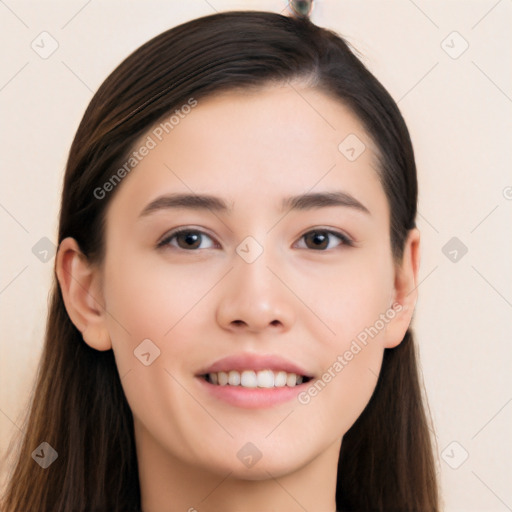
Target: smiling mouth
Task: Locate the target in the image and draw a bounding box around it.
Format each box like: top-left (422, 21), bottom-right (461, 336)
top-left (200, 369), bottom-right (313, 388)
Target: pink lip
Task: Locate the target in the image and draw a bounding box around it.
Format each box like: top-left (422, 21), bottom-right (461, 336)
top-left (196, 352), bottom-right (313, 377)
top-left (196, 377), bottom-right (309, 409)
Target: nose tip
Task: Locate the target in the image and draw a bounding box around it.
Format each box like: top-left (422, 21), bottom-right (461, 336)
top-left (215, 252), bottom-right (295, 334)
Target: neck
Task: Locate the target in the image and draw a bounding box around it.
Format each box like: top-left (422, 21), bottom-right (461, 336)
top-left (135, 418), bottom-right (340, 512)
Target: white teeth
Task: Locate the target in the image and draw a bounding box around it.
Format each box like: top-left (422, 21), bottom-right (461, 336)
top-left (274, 371), bottom-right (287, 387)
top-left (205, 369), bottom-right (307, 388)
top-left (228, 370), bottom-right (241, 386)
top-left (286, 373), bottom-right (297, 387)
top-left (240, 370), bottom-right (258, 388)
top-left (218, 371), bottom-right (228, 386)
top-left (257, 370), bottom-right (274, 388)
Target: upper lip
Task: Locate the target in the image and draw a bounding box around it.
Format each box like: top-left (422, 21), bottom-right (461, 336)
top-left (196, 352), bottom-right (314, 378)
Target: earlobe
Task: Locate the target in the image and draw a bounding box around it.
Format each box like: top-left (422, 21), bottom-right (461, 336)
top-left (82, 324), bottom-right (112, 351)
top-left (55, 237), bottom-right (112, 352)
top-left (383, 228), bottom-right (421, 349)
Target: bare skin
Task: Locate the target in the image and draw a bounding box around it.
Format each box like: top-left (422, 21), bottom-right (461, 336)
top-left (57, 83), bottom-right (420, 512)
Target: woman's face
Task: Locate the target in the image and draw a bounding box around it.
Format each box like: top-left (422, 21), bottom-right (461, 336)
top-left (92, 84), bottom-right (418, 478)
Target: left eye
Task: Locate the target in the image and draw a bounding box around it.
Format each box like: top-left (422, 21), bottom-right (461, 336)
top-left (295, 229), bottom-right (353, 250)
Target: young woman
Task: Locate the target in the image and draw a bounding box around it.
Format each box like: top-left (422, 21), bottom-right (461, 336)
top-left (1, 10), bottom-right (439, 512)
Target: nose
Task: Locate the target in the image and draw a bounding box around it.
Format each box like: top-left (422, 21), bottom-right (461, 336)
top-left (215, 246), bottom-right (296, 334)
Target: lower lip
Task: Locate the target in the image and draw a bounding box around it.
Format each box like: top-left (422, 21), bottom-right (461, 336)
top-left (196, 376), bottom-right (310, 409)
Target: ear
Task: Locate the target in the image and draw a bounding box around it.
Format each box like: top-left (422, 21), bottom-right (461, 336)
top-left (383, 228), bottom-right (421, 349)
top-left (55, 237), bottom-right (112, 351)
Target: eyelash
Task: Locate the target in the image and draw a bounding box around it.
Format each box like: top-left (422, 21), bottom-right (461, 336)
top-left (157, 227), bottom-right (354, 251)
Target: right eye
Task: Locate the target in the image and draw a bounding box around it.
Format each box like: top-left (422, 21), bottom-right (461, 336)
top-left (157, 228), bottom-right (218, 251)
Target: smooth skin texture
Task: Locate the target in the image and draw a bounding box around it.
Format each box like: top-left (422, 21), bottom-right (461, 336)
top-left (57, 84), bottom-right (420, 512)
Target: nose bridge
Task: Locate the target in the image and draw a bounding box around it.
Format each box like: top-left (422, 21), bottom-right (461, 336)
top-left (215, 233), bottom-right (295, 331)
top-left (236, 235), bottom-right (274, 288)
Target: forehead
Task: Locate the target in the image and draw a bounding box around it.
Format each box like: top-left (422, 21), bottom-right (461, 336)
top-left (106, 85), bottom-right (388, 225)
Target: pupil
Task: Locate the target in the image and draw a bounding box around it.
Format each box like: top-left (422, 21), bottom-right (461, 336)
top-left (308, 231), bottom-right (327, 249)
top-left (181, 232), bottom-right (199, 248)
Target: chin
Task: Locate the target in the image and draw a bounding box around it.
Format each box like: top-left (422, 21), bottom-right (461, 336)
top-left (224, 459), bottom-right (306, 481)
top-left (198, 444), bottom-right (313, 481)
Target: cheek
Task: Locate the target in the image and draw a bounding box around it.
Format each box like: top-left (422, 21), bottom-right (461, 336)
top-left (101, 250), bottom-right (229, 427)
top-left (297, 287), bottom-right (389, 440)
top-left (294, 250), bottom-right (393, 432)
top-left (298, 247), bottom-right (394, 344)
top-left (298, 349), bottom-right (384, 441)
top-left (100, 255), bottom-right (218, 459)
top-left (103, 251), bottom-right (225, 343)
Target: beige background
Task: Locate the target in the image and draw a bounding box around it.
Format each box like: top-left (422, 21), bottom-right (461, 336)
top-left (1, 1), bottom-right (511, 510)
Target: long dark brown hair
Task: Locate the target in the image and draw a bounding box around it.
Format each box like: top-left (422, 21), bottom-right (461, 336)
top-left (1, 11), bottom-right (439, 511)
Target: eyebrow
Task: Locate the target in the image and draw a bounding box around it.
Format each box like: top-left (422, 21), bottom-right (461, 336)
top-left (139, 190), bottom-right (371, 217)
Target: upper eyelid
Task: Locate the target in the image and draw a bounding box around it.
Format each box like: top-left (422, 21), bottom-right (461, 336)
top-left (296, 229), bottom-right (353, 247)
top-left (157, 226), bottom-right (218, 247)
